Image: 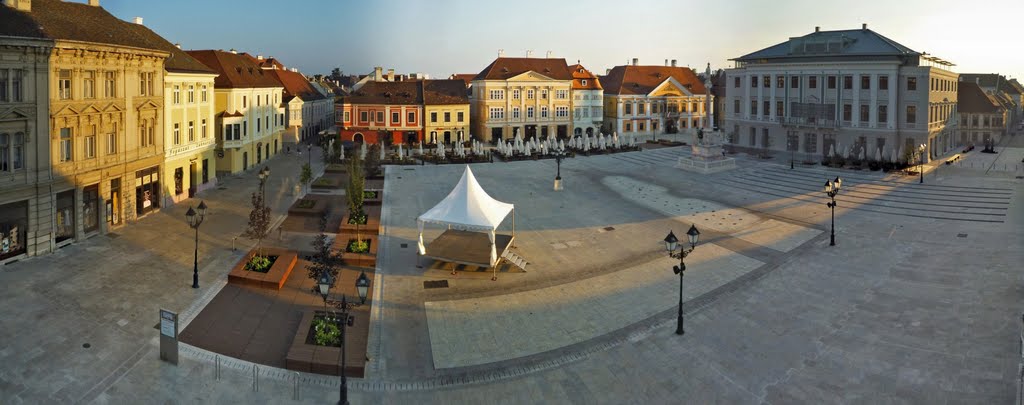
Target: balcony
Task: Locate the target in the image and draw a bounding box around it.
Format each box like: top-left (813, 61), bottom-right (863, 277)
top-left (780, 116), bottom-right (838, 129)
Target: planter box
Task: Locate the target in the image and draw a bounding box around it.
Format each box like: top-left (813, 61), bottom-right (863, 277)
top-left (340, 205), bottom-right (381, 235)
top-left (227, 248), bottom-right (298, 290)
top-left (364, 179), bottom-right (384, 191)
top-left (285, 311), bottom-right (365, 377)
top-left (287, 198), bottom-right (327, 217)
top-left (362, 190), bottom-right (382, 206)
top-left (324, 164), bottom-right (348, 174)
top-left (311, 175), bottom-right (345, 190)
top-left (333, 234), bottom-right (378, 268)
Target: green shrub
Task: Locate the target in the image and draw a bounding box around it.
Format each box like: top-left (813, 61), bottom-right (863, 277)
top-left (347, 239), bottom-right (369, 253)
top-left (245, 255), bottom-right (273, 273)
top-left (313, 317), bottom-right (340, 346)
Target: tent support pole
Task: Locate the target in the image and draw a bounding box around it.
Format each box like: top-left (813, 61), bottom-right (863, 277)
top-left (512, 209), bottom-right (516, 248)
top-left (492, 263), bottom-right (497, 281)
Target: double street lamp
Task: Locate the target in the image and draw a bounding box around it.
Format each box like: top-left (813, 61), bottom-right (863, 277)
top-left (553, 148), bottom-right (566, 191)
top-left (307, 143), bottom-right (312, 167)
top-left (917, 143), bottom-right (927, 184)
top-left (185, 200), bottom-right (208, 288)
top-left (317, 270), bottom-right (371, 405)
top-left (664, 225), bottom-right (701, 335)
top-left (257, 166), bottom-right (271, 201)
top-left (824, 177), bottom-right (842, 246)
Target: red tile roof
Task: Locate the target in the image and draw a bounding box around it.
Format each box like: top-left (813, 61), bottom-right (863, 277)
top-left (473, 57), bottom-right (573, 81)
top-left (186, 50), bottom-right (284, 89)
top-left (266, 67), bottom-right (325, 102)
top-left (957, 81), bottom-right (1001, 114)
top-left (344, 81), bottom-right (422, 105)
top-left (422, 80), bottom-right (469, 105)
top-left (568, 63), bottom-right (602, 90)
top-left (449, 74), bottom-right (476, 87)
top-left (600, 65), bottom-right (707, 96)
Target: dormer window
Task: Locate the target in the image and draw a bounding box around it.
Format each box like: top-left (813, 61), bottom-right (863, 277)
top-left (581, 79), bottom-right (588, 86)
top-left (578, 68), bottom-right (584, 73)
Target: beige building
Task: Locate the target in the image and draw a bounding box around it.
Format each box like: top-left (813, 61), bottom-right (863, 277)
top-left (188, 50), bottom-right (285, 175)
top-left (423, 79), bottom-right (470, 144)
top-left (957, 81), bottom-right (1006, 145)
top-left (725, 25), bottom-right (958, 162)
top-left (600, 59), bottom-right (708, 141)
top-left (471, 56), bottom-right (574, 142)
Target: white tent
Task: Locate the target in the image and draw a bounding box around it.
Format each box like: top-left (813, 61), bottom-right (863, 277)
top-left (417, 166), bottom-right (515, 266)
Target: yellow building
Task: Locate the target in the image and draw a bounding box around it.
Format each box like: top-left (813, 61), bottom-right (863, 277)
top-left (188, 50), bottom-right (285, 175)
top-left (423, 79), bottom-right (470, 144)
top-left (600, 61), bottom-right (709, 142)
top-left (471, 56), bottom-right (574, 143)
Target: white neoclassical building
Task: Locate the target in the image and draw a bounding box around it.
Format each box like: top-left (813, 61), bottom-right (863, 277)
top-left (724, 24), bottom-right (959, 162)
top-left (600, 59), bottom-right (710, 141)
top-left (568, 62), bottom-right (602, 136)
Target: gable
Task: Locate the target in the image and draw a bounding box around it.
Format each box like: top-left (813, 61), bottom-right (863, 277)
top-left (649, 78), bottom-right (694, 97)
top-left (51, 103), bottom-right (80, 117)
top-left (506, 71), bottom-right (558, 82)
top-left (0, 107), bottom-right (33, 122)
top-left (134, 99), bottom-right (161, 111)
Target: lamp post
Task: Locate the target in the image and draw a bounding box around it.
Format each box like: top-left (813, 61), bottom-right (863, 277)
top-left (257, 166), bottom-right (270, 202)
top-left (918, 143), bottom-right (926, 184)
top-left (320, 271), bottom-right (370, 405)
top-left (824, 176), bottom-right (841, 246)
top-left (185, 200), bottom-right (207, 288)
top-left (307, 143), bottom-right (312, 167)
top-left (664, 225), bottom-right (700, 335)
top-left (553, 148), bottom-right (566, 191)
top-left (789, 134), bottom-right (795, 169)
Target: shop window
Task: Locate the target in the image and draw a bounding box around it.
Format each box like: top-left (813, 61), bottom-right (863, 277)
top-left (55, 190), bottom-right (75, 243)
top-left (0, 200), bottom-right (28, 260)
top-left (135, 167), bottom-right (160, 216)
top-left (83, 184), bottom-right (99, 234)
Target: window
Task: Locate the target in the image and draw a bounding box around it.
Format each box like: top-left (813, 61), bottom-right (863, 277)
top-left (488, 107), bottom-right (505, 119)
top-left (581, 79), bottom-right (587, 86)
top-left (392, 111), bottom-right (400, 124)
top-left (201, 119), bottom-right (207, 138)
top-left (827, 76), bottom-right (836, 89)
top-left (201, 85), bottom-right (208, 102)
top-left (10, 69), bottom-right (20, 101)
top-left (776, 101), bottom-right (784, 117)
top-left (749, 127), bottom-right (756, 146)
top-left (243, 121), bottom-right (247, 137)
top-left (527, 107), bottom-right (534, 118)
top-left (58, 69), bottom-right (72, 99)
top-left (790, 76), bottom-right (799, 88)
top-left (763, 75), bottom-right (770, 88)
top-left (83, 71), bottom-right (95, 99)
top-left (84, 135), bottom-right (96, 159)
top-left (188, 85), bottom-right (195, 103)
top-left (639, 122), bottom-right (645, 131)
top-left (751, 76), bottom-right (758, 88)
top-left (841, 75), bottom-right (851, 90)
top-left (188, 121), bottom-right (195, 142)
top-left (431, 112), bottom-right (437, 123)
top-left (624, 103), bottom-right (632, 115)
top-left (652, 104), bottom-right (659, 114)
top-left (776, 76), bottom-right (785, 88)
top-left (360, 111), bottom-right (368, 122)
top-left (787, 132), bottom-right (799, 151)
top-left (879, 76), bottom-right (888, 90)
top-left (408, 111), bottom-right (415, 124)
top-left (734, 77), bottom-right (740, 88)
top-left (556, 90), bottom-right (568, 99)
top-left (652, 121), bottom-right (658, 131)
top-left (489, 89), bottom-right (504, 100)
top-left (376, 111), bottom-right (384, 122)
top-left (763, 101), bottom-right (770, 117)
top-left (878, 105), bottom-right (888, 123)
top-left (527, 89), bottom-right (534, 99)
top-left (243, 96), bottom-right (247, 108)
top-left (860, 105), bottom-right (869, 122)
top-left (256, 94), bottom-right (260, 107)
top-left (625, 122), bottom-right (631, 132)
top-left (906, 105), bottom-right (917, 124)
top-left (638, 103), bottom-right (645, 115)
top-left (173, 85), bottom-right (180, 104)
top-left (256, 118), bottom-right (260, 133)
top-left (512, 107), bottom-right (520, 119)
top-left (173, 123), bottom-right (181, 144)
top-left (0, 133), bottom-right (8, 171)
top-left (444, 112), bottom-right (451, 122)
top-left (750, 100), bottom-right (757, 115)
top-left (809, 76), bottom-right (817, 89)
top-left (843, 104), bottom-right (852, 121)
top-left (106, 132), bottom-right (117, 155)
top-left (541, 106), bottom-right (549, 118)
top-left (59, 128), bottom-right (73, 162)
top-left (512, 89), bottom-right (520, 99)
top-left (103, 72), bottom-right (116, 98)
top-left (556, 106), bottom-right (569, 117)
top-left (266, 94), bottom-right (269, 105)
top-left (907, 77), bottom-right (917, 91)
top-left (861, 75), bottom-right (870, 90)
top-left (805, 133), bottom-right (817, 153)
top-left (457, 112), bottom-right (464, 122)
top-left (140, 72), bottom-right (154, 96)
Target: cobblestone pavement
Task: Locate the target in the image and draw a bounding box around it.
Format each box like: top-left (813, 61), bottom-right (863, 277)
top-left (1, 144), bottom-right (1022, 404)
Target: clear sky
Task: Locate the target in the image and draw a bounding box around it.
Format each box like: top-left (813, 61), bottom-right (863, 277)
top-left (97, 0), bottom-right (1024, 80)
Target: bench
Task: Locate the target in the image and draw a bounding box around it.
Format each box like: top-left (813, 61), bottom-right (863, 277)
top-left (945, 154), bottom-right (961, 165)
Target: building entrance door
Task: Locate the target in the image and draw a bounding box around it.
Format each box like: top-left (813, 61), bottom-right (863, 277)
top-left (189, 162), bottom-right (198, 197)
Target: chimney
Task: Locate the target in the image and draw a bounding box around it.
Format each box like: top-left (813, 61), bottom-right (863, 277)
top-left (373, 66), bottom-right (382, 80)
top-left (862, 23), bottom-right (868, 30)
top-left (815, 26), bottom-right (820, 32)
top-left (174, 43), bottom-right (181, 49)
top-left (546, 50), bottom-right (552, 58)
top-left (526, 50), bottom-right (533, 58)
top-left (291, 68), bottom-right (298, 73)
top-left (671, 59), bottom-right (677, 67)
top-left (387, 68), bottom-right (395, 82)
top-left (498, 49), bottom-right (504, 57)
top-left (132, 16), bottom-right (142, 25)
top-left (257, 54), bottom-right (263, 60)
top-left (88, 0), bottom-right (99, 6)
top-left (7, 0), bottom-right (31, 12)
top-left (665, 59), bottom-right (669, 66)
top-left (229, 48), bottom-right (237, 54)
top-left (632, 58), bottom-right (638, 66)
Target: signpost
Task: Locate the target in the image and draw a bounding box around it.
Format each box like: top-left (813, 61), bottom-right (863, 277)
top-left (159, 309), bottom-right (179, 365)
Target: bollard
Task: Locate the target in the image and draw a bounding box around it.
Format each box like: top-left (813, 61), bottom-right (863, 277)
top-left (293, 372), bottom-right (300, 400)
top-left (215, 355), bottom-right (221, 380)
top-left (252, 364), bottom-right (259, 392)
top-left (232, 236), bottom-right (237, 251)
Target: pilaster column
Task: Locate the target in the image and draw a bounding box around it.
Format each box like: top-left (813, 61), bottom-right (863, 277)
top-left (870, 74), bottom-right (878, 128)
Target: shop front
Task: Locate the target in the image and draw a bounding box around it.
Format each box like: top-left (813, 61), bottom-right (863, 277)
top-left (136, 167), bottom-right (160, 216)
top-left (0, 200), bottom-right (28, 261)
top-left (83, 184), bottom-right (100, 234)
top-left (55, 189), bottom-right (75, 243)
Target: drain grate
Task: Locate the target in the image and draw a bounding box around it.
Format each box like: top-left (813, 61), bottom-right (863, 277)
top-left (957, 233), bottom-right (968, 238)
top-left (400, 243), bottom-right (408, 248)
top-left (82, 343), bottom-right (91, 348)
top-left (218, 187), bottom-right (227, 190)
top-left (404, 168), bottom-right (416, 171)
top-left (424, 280), bottom-right (449, 289)
top-left (603, 226), bottom-right (615, 231)
top-left (106, 233), bottom-right (120, 239)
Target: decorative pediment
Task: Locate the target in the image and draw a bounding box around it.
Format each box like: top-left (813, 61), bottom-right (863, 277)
top-left (102, 102), bottom-right (125, 113)
top-left (507, 71), bottom-right (557, 82)
top-left (135, 99), bottom-right (161, 111)
top-left (649, 77), bottom-right (694, 97)
top-left (0, 107), bottom-right (32, 122)
top-left (51, 103), bottom-right (81, 117)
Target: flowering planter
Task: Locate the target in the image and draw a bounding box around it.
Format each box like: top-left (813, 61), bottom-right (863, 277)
top-left (285, 311), bottom-right (365, 377)
top-left (340, 205), bottom-right (380, 235)
top-left (287, 198), bottom-right (327, 217)
top-left (337, 235), bottom-right (378, 268)
top-left (227, 248), bottom-right (297, 290)
top-left (362, 190), bottom-right (382, 206)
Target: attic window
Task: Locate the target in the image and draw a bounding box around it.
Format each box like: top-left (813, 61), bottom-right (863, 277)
top-left (578, 68), bottom-right (584, 73)
top-left (655, 73), bottom-right (662, 78)
top-left (633, 83), bottom-right (639, 88)
top-left (582, 79), bottom-right (588, 86)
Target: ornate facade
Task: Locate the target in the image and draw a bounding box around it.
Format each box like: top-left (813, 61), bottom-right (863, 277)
top-left (599, 60), bottom-right (707, 141)
top-left (470, 56), bottom-right (574, 143)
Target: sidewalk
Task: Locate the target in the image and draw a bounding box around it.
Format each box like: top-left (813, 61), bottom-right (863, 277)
top-left (0, 147), bottom-right (322, 404)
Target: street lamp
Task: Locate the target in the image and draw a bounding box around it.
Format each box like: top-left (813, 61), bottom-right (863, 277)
top-left (789, 134), bottom-right (795, 169)
top-left (185, 200), bottom-right (207, 288)
top-left (824, 176), bottom-right (841, 246)
top-left (664, 224), bottom-right (700, 335)
top-left (356, 271), bottom-right (370, 304)
top-left (320, 272), bottom-right (370, 405)
top-left (553, 148), bottom-right (566, 191)
top-left (307, 143), bottom-right (312, 167)
top-left (918, 143), bottom-right (926, 184)
top-left (258, 166), bottom-right (270, 201)
top-left (317, 272), bottom-right (332, 315)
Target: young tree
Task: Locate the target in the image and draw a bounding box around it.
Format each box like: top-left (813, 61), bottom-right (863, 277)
top-left (347, 153), bottom-right (365, 222)
top-left (307, 214), bottom-right (343, 292)
top-left (299, 163), bottom-right (312, 193)
top-left (243, 189), bottom-right (271, 258)
top-left (364, 143), bottom-right (381, 178)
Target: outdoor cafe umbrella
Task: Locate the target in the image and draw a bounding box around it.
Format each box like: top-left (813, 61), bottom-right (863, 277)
top-left (437, 143), bottom-right (445, 160)
top-left (398, 143), bottom-right (404, 160)
top-left (360, 142), bottom-right (367, 160)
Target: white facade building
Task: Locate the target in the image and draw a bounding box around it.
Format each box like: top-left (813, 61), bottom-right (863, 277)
top-left (568, 63), bottom-right (603, 136)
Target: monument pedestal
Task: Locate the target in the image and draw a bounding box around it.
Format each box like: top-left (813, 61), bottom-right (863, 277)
top-left (677, 142), bottom-right (736, 174)
top-left (553, 178), bottom-right (563, 191)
